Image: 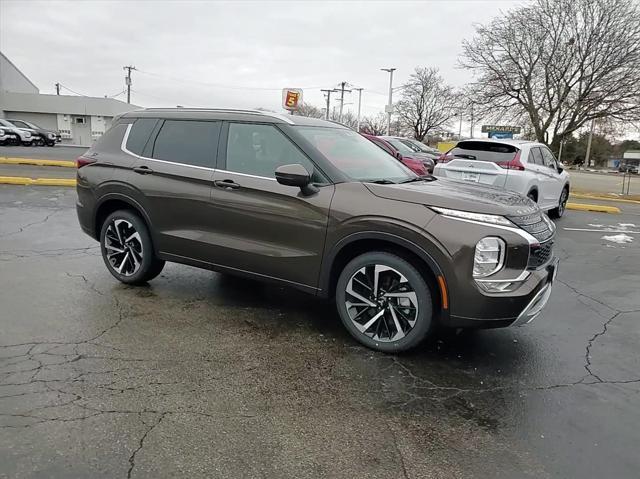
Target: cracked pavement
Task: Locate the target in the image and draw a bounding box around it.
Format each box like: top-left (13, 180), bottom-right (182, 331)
top-left (1, 186), bottom-right (639, 478)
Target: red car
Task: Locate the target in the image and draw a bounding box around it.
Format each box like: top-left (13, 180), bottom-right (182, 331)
top-left (361, 134), bottom-right (432, 175)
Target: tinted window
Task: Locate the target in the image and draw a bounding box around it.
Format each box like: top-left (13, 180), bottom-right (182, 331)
top-left (530, 147), bottom-right (545, 166)
top-left (296, 127), bottom-right (415, 182)
top-left (126, 118), bottom-right (158, 155)
top-left (226, 123), bottom-right (318, 179)
top-left (450, 141), bottom-right (518, 163)
top-left (541, 148), bottom-right (557, 169)
top-left (152, 120), bottom-right (220, 168)
top-left (9, 120), bottom-right (29, 128)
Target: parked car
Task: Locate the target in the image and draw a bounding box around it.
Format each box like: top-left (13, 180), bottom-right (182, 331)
top-left (7, 119), bottom-right (60, 146)
top-left (380, 136), bottom-right (437, 174)
top-left (0, 126), bottom-right (17, 145)
top-left (0, 118), bottom-right (34, 146)
top-left (77, 108), bottom-right (558, 353)
top-left (434, 139), bottom-right (570, 218)
top-left (619, 164), bottom-right (639, 174)
top-left (361, 134), bottom-right (433, 174)
top-left (397, 137), bottom-right (441, 157)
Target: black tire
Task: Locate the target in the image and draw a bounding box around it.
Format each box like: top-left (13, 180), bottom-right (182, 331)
top-left (335, 252), bottom-right (434, 353)
top-left (549, 187), bottom-right (569, 219)
top-left (99, 209), bottom-right (165, 285)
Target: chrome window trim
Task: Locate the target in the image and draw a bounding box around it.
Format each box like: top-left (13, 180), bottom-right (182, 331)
top-left (120, 122), bottom-right (215, 172)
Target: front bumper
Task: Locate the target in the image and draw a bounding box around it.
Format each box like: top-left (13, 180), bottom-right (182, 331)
top-left (511, 257), bottom-right (558, 326)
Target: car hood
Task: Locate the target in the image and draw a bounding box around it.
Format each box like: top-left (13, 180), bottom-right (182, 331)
top-left (364, 178), bottom-right (538, 216)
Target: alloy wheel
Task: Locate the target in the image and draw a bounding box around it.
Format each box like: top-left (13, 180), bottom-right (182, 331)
top-left (104, 219), bottom-right (143, 276)
top-left (558, 190), bottom-right (567, 216)
top-left (344, 264), bottom-right (419, 342)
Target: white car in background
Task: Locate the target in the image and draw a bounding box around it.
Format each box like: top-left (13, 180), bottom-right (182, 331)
top-left (434, 139), bottom-right (570, 218)
top-left (0, 118), bottom-right (33, 146)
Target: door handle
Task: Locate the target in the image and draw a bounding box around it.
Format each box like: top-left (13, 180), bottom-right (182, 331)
top-left (214, 179), bottom-right (240, 190)
top-left (133, 166), bottom-right (154, 175)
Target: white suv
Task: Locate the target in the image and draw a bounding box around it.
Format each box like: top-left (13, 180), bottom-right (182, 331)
top-left (434, 139), bottom-right (570, 218)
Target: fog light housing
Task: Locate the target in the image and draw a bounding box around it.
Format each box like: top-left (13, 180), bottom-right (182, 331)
top-left (473, 237), bottom-right (505, 278)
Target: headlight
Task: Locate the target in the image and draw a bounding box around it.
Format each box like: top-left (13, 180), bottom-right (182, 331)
top-left (432, 207), bottom-right (513, 227)
top-left (473, 237), bottom-right (505, 278)
top-left (24, 131), bottom-right (31, 138)
top-left (48, 133), bottom-right (56, 139)
top-left (0, 129), bottom-right (4, 136)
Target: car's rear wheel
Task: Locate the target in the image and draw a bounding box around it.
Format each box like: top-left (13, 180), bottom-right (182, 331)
top-left (335, 252), bottom-right (434, 352)
top-left (549, 187), bottom-right (569, 219)
top-left (100, 210), bottom-right (165, 285)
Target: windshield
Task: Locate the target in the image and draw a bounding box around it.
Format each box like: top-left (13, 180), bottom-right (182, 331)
top-left (295, 127), bottom-right (415, 182)
top-left (401, 138), bottom-right (429, 153)
top-left (0, 119), bottom-right (14, 128)
top-left (384, 138), bottom-right (417, 155)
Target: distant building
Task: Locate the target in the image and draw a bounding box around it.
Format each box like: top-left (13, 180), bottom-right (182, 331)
top-left (0, 51), bottom-right (139, 145)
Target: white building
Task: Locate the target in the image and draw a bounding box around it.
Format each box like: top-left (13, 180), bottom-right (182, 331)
top-left (0, 52), bottom-right (139, 145)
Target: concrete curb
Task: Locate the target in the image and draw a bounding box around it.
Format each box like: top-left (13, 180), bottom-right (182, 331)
top-left (570, 193), bottom-right (640, 205)
top-left (0, 176), bottom-right (76, 187)
top-left (566, 202), bottom-right (621, 214)
top-left (0, 157), bottom-right (76, 168)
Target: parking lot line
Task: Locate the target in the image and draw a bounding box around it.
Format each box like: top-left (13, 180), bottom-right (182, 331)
top-left (563, 227), bottom-right (639, 234)
top-left (0, 157), bottom-right (76, 168)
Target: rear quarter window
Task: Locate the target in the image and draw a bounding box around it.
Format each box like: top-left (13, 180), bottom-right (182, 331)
top-left (451, 141), bottom-right (518, 162)
top-left (126, 118), bottom-right (158, 155)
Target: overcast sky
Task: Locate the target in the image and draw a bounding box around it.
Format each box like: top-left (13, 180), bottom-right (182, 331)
top-left (1, 0), bottom-right (525, 117)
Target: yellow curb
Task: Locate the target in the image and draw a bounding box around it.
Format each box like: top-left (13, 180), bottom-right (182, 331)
top-left (570, 193), bottom-right (640, 205)
top-left (0, 157), bottom-right (76, 168)
top-left (0, 176), bottom-right (76, 187)
top-left (566, 202), bottom-right (621, 214)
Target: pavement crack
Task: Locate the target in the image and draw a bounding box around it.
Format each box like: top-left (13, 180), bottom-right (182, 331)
top-left (388, 423), bottom-right (410, 479)
top-left (127, 412), bottom-right (166, 479)
top-left (583, 312), bottom-right (620, 383)
top-left (0, 210), bottom-right (59, 238)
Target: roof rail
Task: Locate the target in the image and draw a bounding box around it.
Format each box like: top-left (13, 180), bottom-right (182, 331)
top-left (140, 107), bottom-right (295, 124)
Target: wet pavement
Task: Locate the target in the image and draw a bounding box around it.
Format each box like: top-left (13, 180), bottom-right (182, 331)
top-left (0, 185), bottom-right (639, 479)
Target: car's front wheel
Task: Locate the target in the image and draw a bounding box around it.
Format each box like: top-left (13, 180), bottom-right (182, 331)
top-left (100, 210), bottom-right (165, 285)
top-left (335, 252), bottom-right (434, 352)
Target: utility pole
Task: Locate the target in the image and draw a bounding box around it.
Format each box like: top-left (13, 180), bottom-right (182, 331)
top-left (381, 68), bottom-right (396, 135)
top-left (558, 136), bottom-right (565, 164)
top-left (320, 89), bottom-right (333, 120)
top-left (55, 83), bottom-right (60, 95)
top-left (584, 118), bottom-right (595, 167)
top-left (457, 111), bottom-right (462, 139)
top-left (355, 88), bottom-right (363, 132)
top-left (470, 103), bottom-right (475, 138)
top-left (335, 81), bottom-right (351, 122)
top-left (123, 65), bottom-right (136, 104)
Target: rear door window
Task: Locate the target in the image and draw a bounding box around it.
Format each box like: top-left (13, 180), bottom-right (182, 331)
top-left (450, 141), bottom-right (518, 163)
top-left (530, 147), bottom-right (545, 166)
top-left (126, 118), bottom-right (158, 156)
top-left (151, 120), bottom-right (221, 168)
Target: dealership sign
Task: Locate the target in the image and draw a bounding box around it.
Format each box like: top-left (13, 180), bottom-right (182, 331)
top-left (481, 125), bottom-right (522, 134)
top-left (282, 88), bottom-right (303, 111)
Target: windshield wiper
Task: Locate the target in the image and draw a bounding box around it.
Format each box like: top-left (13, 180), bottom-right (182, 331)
top-left (399, 177), bottom-right (426, 184)
top-left (367, 179), bottom-right (397, 184)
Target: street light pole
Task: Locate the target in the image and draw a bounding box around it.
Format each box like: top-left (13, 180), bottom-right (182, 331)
top-left (381, 68), bottom-right (396, 135)
top-left (355, 88), bottom-right (363, 132)
top-left (320, 89), bottom-right (332, 120)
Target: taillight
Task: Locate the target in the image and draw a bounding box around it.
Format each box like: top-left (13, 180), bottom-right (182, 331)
top-left (76, 156), bottom-right (96, 168)
top-left (438, 153), bottom-right (454, 163)
top-left (497, 151), bottom-right (525, 171)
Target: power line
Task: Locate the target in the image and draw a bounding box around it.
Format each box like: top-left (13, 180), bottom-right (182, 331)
top-left (58, 83), bottom-right (90, 97)
top-left (136, 68), bottom-right (327, 92)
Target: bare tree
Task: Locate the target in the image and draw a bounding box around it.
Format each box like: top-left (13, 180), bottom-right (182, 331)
top-left (395, 67), bottom-right (457, 141)
top-left (360, 113), bottom-right (388, 135)
top-left (460, 0), bottom-right (640, 151)
top-left (294, 102), bottom-right (324, 118)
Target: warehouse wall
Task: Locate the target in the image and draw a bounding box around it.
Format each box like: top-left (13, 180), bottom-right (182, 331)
top-left (3, 111), bottom-right (58, 130)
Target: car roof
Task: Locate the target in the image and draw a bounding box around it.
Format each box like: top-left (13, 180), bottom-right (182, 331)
top-left (119, 108), bottom-right (348, 129)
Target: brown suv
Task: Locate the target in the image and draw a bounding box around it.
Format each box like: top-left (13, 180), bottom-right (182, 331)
top-left (76, 108), bottom-right (558, 352)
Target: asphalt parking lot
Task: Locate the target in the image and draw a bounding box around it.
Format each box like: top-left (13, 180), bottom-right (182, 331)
top-left (1, 185), bottom-right (639, 479)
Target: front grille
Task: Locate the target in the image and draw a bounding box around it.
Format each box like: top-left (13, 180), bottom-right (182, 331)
top-left (508, 211), bottom-right (554, 243)
top-left (528, 241), bottom-right (553, 269)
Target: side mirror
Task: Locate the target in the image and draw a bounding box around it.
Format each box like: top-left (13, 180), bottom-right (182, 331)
top-left (557, 163), bottom-right (564, 174)
top-left (275, 164), bottom-right (318, 195)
